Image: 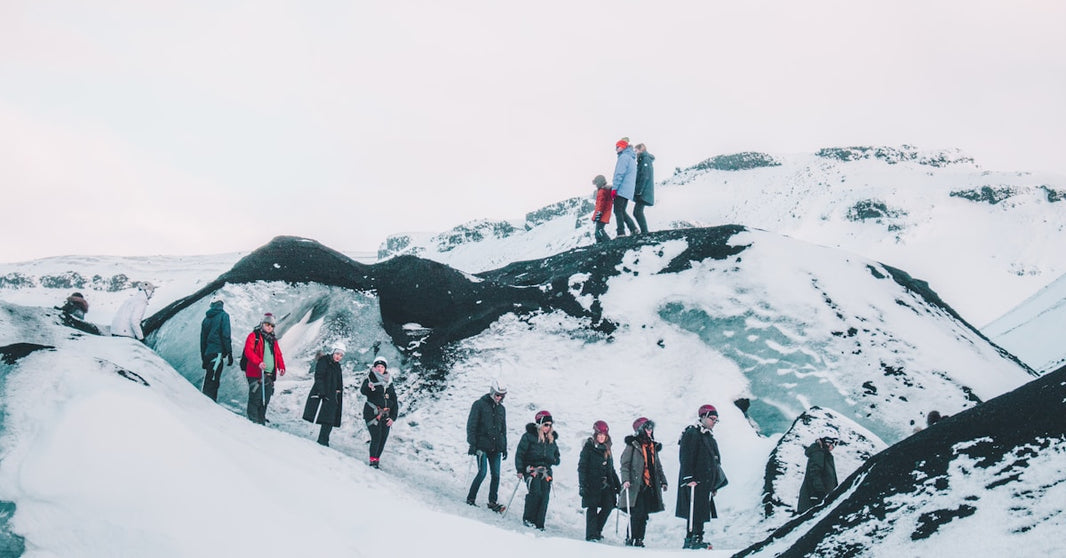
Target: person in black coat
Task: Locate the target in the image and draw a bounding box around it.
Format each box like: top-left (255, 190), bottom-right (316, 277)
top-left (515, 410), bottom-right (560, 530)
top-left (676, 404), bottom-right (725, 550)
top-left (796, 435), bottom-right (838, 513)
top-left (578, 420), bottom-right (621, 542)
top-left (618, 417), bottom-right (669, 547)
top-left (466, 380), bottom-right (509, 510)
top-left (302, 344), bottom-right (346, 446)
top-left (633, 143), bottom-right (656, 234)
top-left (361, 356), bottom-right (399, 468)
top-left (199, 297), bottom-right (233, 402)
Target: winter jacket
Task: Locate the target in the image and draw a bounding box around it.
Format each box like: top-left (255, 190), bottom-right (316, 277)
top-left (593, 187), bottom-right (613, 224)
top-left (634, 151), bottom-right (655, 206)
top-left (361, 371), bottom-right (399, 424)
top-left (242, 327), bottom-right (285, 379)
top-left (612, 146), bottom-right (637, 200)
top-left (302, 354), bottom-right (344, 427)
top-left (618, 434), bottom-right (668, 513)
top-left (675, 424), bottom-right (723, 521)
top-left (578, 437), bottom-right (621, 508)
top-left (110, 290), bottom-right (150, 339)
top-left (797, 441), bottom-right (838, 513)
top-left (61, 294), bottom-right (89, 319)
top-left (199, 302), bottom-right (232, 362)
top-left (467, 393), bottom-right (507, 454)
top-left (515, 423), bottom-right (560, 476)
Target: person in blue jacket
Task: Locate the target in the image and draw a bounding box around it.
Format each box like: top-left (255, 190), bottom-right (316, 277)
top-left (199, 297), bottom-right (232, 402)
top-left (611, 138), bottom-right (639, 237)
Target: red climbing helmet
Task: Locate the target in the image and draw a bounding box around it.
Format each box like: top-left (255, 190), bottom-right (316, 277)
top-left (593, 420), bottom-right (609, 434)
top-left (535, 410), bottom-right (553, 425)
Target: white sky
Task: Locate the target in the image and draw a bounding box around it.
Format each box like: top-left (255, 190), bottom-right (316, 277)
top-left (2, 1), bottom-right (1064, 263)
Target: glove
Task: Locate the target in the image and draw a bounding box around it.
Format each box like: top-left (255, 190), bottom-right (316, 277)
top-left (476, 449), bottom-right (485, 459)
top-left (468, 446), bottom-right (477, 456)
top-left (611, 189), bottom-right (617, 200)
top-left (226, 354), bottom-right (234, 366)
top-left (661, 483), bottom-right (669, 492)
top-left (502, 451), bottom-right (508, 461)
top-left (593, 211), bottom-right (602, 222)
top-left (622, 481), bottom-right (630, 490)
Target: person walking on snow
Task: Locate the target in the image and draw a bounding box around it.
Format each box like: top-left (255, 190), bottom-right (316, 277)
top-left (618, 417), bottom-right (669, 547)
top-left (466, 379), bottom-right (509, 511)
top-left (243, 313), bottom-right (286, 424)
top-left (797, 434), bottom-right (838, 514)
top-left (303, 343), bottom-right (346, 446)
top-left (111, 282), bottom-right (155, 340)
top-left (591, 174), bottom-right (613, 243)
top-left (515, 410), bottom-right (560, 530)
top-left (578, 420), bottom-right (621, 542)
top-left (676, 404), bottom-right (726, 550)
top-left (611, 137), bottom-right (639, 237)
top-left (361, 356), bottom-right (398, 468)
top-left (199, 297), bottom-right (232, 402)
top-left (633, 143), bottom-right (656, 234)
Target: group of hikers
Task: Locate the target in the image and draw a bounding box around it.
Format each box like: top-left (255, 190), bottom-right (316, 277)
top-left (592, 137), bottom-right (656, 243)
top-left (466, 384), bottom-right (731, 549)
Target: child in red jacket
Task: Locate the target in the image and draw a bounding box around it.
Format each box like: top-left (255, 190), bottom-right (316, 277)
top-left (592, 175), bottom-right (612, 243)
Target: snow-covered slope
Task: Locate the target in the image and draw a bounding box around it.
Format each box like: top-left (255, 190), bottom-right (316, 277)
top-left (984, 271), bottom-right (1066, 374)
top-left (379, 145), bottom-right (1066, 328)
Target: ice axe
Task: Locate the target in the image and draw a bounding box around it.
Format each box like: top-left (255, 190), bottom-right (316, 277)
top-left (501, 476), bottom-right (522, 518)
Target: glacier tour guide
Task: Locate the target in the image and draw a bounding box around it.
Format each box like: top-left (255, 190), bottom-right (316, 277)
top-left (199, 297), bottom-right (233, 402)
top-left (466, 379), bottom-right (509, 512)
top-left (242, 313), bottom-right (286, 424)
top-left (676, 404), bottom-right (725, 550)
top-left (515, 410), bottom-right (561, 530)
top-left (361, 356), bottom-right (398, 469)
top-left (110, 281), bottom-right (155, 340)
top-left (797, 435), bottom-right (839, 514)
top-left (303, 343), bottom-right (346, 446)
top-left (611, 137), bottom-right (639, 237)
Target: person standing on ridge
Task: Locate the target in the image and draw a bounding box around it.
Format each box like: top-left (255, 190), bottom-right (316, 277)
top-left (676, 404), bottom-right (725, 550)
top-left (515, 410), bottom-right (560, 530)
top-left (618, 417), bottom-right (669, 547)
top-left (111, 282), bottom-right (155, 340)
top-left (611, 137), bottom-right (639, 237)
top-left (60, 292), bottom-right (89, 320)
top-left (633, 143), bottom-right (656, 234)
top-left (591, 174), bottom-right (613, 243)
top-left (303, 343), bottom-right (346, 446)
top-left (199, 296), bottom-right (232, 402)
top-left (361, 356), bottom-right (398, 469)
top-left (578, 420), bottom-right (621, 542)
top-left (466, 379), bottom-right (509, 512)
top-left (796, 434), bottom-right (839, 514)
top-left (243, 313), bottom-right (286, 424)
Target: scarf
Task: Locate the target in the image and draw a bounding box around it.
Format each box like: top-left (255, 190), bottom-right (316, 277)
top-left (640, 438), bottom-right (656, 487)
top-left (367, 369), bottom-right (391, 390)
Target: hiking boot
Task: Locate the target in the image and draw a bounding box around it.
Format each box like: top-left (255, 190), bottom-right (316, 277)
top-left (465, 497), bottom-right (476, 506)
top-left (369, 458), bottom-right (380, 469)
top-left (523, 520), bottom-right (535, 528)
top-left (633, 539), bottom-right (645, 547)
top-left (487, 502), bottom-right (505, 513)
top-left (688, 533), bottom-right (711, 550)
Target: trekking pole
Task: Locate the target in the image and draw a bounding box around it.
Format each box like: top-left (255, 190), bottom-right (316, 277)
top-left (261, 373), bottom-right (268, 424)
top-left (312, 397), bottom-right (324, 424)
top-left (501, 476), bottom-right (522, 518)
top-left (625, 485), bottom-right (633, 542)
top-left (688, 483), bottom-right (695, 534)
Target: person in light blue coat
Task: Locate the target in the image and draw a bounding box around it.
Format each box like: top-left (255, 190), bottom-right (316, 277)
top-left (612, 138), bottom-right (639, 237)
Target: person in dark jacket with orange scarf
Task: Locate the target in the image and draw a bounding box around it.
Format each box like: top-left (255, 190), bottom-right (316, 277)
top-left (618, 417), bottom-right (669, 547)
top-left (302, 344), bottom-right (346, 446)
top-left (578, 420), bottom-right (621, 542)
top-left (515, 410), bottom-right (560, 530)
top-left (243, 313), bottom-right (286, 425)
top-left (676, 404), bottom-right (725, 550)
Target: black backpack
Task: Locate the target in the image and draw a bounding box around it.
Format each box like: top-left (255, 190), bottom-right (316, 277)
top-left (239, 333), bottom-right (261, 371)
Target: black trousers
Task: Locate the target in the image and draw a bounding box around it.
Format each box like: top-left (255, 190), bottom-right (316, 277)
top-left (202, 355), bottom-right (224, 402)
top-left (246, 374), bottom-right (275, 424)
top-left (317, 424), bottom-right (333, 446)
top-left (594, 221), bottom-right (610, 243)
top-left (633, 202), bottom-right (649, 234)
top-left (613, 197), bottom-right (638, 236)
top-left (367, 420), bottom-right (391, 459)
top-left (585, 490), bottom-right (615, 540)
top-left (628, 488), bottom-right (654, 541)
top-left (523, 474), bottom-right (552, 529)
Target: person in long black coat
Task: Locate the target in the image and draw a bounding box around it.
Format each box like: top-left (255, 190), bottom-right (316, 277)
top-left (302, 345), bottom-right (345, 446)
top-left (618, 417), bottom-right (669, 547)
top-left (361, 356), bottom-right (398, 468)
top-left (676, 405), bottom-right (725, 550)
top-left (578, 420), bottom-right (621, 542)
top-left (515, 411), bottom-right (560, 530)
top-left (465, 380), bottom-right (508, 510)
top-left (633, 143), bottom-right (656, 234)
top-left (796, 436), bottom-right (838, 513)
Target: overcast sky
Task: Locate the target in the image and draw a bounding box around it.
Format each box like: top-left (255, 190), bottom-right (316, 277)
top-left (2, 1), bottom-right (1064, 263)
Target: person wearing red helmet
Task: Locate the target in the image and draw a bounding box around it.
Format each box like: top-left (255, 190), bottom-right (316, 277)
top-left (578, 420), bottom-right (621, 542)
top-left (515, 410), bottom-right (560, 530)
top-left (618, 417), bottom-right (669, 547)
top-left (676, 404), bottom-right (726, 550)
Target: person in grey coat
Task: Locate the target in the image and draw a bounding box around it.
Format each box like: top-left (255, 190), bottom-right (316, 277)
top-left (199, 297), bottom-right (232, 402)
top-left (633, 143), bottom-right (656, 234)
top-left (618, 417), bottom-right (669, 547)
top-left (302, 344), bottom-right (346, 446)
top-left (611, 138), bottom-right (639, 237)
top-left (797, 435), bottom-right (838, 513)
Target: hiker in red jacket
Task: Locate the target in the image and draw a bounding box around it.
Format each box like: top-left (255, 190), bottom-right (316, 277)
top-left (243, 313), bottom-right (286, 424)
